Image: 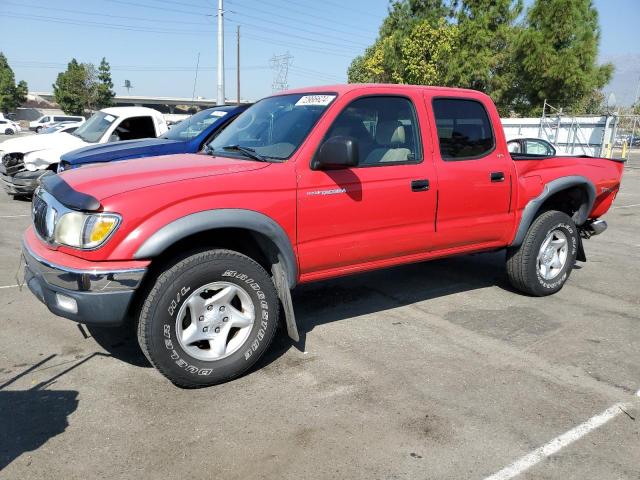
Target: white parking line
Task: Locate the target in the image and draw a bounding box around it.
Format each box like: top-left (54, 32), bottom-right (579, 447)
top-left (613, 203), bottom-right (640, 209)
top-left (0, 214), bottom-right (29, 218)
top-left (483, 402), bottom-right (632, 480)
top-left (0, 284), bottom-right (20, 289)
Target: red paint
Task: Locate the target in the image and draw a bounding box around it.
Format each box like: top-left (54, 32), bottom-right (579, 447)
top-left (22, 84), bottom-right (625, 284)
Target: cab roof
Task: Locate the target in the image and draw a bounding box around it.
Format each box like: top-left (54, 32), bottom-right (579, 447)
top-left (277, 83), bottom-right (485, 97)
top-left (100, 106), bottom-right (165, 119)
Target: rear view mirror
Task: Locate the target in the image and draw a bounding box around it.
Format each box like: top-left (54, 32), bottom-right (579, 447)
top-left (312, 136), bottom-right (359, 170)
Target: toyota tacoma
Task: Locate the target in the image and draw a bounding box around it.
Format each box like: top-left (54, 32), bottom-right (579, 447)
top-left (21, 85), bottom-right (624, 387)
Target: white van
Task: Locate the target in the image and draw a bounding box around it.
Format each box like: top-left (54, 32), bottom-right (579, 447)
top-left (29, 114), bottom-right (85, 132)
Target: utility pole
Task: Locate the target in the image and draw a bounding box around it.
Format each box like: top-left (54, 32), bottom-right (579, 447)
top-left (216, 0), bottom-right (225, 106)
top-left (236, 25), bottom-right (240, 105)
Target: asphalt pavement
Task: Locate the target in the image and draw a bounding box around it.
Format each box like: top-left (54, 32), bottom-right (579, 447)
top-left (0, 145), bottom-right (638, 479)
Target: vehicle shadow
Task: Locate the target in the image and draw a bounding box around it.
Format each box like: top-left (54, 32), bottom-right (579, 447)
top-left (85, 323), bottom-right (151, 368)
top-left (252, 250), bottom-right (514, 372)
top-left (84, 251), bottom-right (514, 380)
top-left (0, 353), bottom-right (108, 471)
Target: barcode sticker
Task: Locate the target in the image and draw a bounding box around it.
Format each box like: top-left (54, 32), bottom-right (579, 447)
top-left (295, 95), bottom-right (336, 107)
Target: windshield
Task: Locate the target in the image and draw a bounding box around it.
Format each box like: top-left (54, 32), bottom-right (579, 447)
top-left (206, 93), bottom-right (336, 160)
top-left (162, 107), bottom-right (231, 141)
top-left (73, 112), bottom-right (117, 143)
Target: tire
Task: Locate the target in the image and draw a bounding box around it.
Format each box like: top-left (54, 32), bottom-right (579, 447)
top-left (506, 210), bottom-right (578, 296)
top-left (137, 249), bottom-right (279, 387)
top-left (35, 126), bottom-right (42, 133)
top-left (4, 128), bottom-right (13, 135)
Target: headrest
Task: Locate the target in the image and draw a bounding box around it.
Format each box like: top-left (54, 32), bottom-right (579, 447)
top-left (376, 121), bottom-right (405, 145)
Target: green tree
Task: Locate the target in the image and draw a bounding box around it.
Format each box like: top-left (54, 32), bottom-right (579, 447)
top-left (513, 0), bottom-right (613, 115)
top-left (401, 18), bottom-right (458, 85)
top-left (95, 57), bottom-right (115, 108)
top-left (0, 52), bottom-right (28, 113)
top-left (446, 0), bottom-right (523, 115)
top-left (53, 59), bottom-right (96, 115)
top-left (348, 0), bottom-right (451, 83)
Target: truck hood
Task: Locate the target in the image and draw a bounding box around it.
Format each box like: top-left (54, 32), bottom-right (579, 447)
top-left (61, 138), bottom-right (184, 165)
top-left (59, 153), bottom-right (270, 201)
top-left (0, 132), bottom-right (89, 170)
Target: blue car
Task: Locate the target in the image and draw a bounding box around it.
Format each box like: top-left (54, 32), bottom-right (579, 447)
top-left (59, 105), bottom-right (249, 171)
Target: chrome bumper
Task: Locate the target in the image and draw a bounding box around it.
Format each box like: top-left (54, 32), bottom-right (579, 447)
top-left (22, 241), bottom-right (146, 292)
top-left (22, 241), bottom-right (147, 325)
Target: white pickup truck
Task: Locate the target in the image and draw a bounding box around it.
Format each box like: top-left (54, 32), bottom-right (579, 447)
top-left (0, 106), bottom-right (168, 197)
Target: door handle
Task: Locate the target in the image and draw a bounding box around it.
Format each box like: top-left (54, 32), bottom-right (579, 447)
top-left (490, 171), bottom-right (505, 182)
top-left (411, 179), bottom-right (429, 192)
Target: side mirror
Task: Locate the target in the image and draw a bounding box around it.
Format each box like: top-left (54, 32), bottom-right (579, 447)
top-left (312, 136), bottom-right (359, 170)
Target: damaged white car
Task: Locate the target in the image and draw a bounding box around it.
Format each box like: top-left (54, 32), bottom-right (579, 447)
top-left (0, 107), bottom-right (167, 197)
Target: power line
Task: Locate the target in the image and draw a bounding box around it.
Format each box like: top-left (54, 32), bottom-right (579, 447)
top-left (105, 0), bottom-right (214, 18)
top-left (238, 31), bottom-right (356, 58)
top-left (225, 14), bottom-right (364, 52)
top-left (300, 0), bottom-right (385, 20)
top-left (224, 1), bottom-right (374, 41)
top-left (228, 0), bottom-right (380, 36)
top-left (224, 10), bottom-right (370, 49)
top-left (128, 0), bottom-right (214, 10)
top-left (2, 12), bottom-right (214, 35)
top-left (11, 60), bottom-right (269, 72)
top-left (4, 1), bottom-right (213, 26)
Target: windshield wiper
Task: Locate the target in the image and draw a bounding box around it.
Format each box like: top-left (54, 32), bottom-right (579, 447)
top-left (221, 144), bottom-right (268, 162)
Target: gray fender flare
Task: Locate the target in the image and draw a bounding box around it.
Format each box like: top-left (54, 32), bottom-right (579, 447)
top-left (512, 175), bottom-right (596, 247)
top-left (134, 209), bottom-right (298, 288)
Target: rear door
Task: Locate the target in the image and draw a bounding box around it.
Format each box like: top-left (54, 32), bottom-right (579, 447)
top-left (297, 93), bottom-right (437, 276)
top-left (427, 96), bottom-right (513, 249)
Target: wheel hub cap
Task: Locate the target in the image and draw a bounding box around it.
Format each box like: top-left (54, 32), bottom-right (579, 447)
top-left (537, 229), bottom-right (569, 281)
top-left (175, 281), bottom-right (255, 361)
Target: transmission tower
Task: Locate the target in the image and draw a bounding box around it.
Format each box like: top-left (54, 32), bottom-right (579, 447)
top-left (270, 52), bottom-right (293, 93)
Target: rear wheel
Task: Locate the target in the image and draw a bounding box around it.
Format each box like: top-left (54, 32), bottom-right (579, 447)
top-left (137, 249), bottom-right (279, 387)
top-left (506, 210), bottom-right (578, 296)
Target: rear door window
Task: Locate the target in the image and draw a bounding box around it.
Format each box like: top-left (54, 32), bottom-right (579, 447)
top-left (432, 98), bottom-right (495, 160)
top-left (115, 116), bottom-right (157, 140)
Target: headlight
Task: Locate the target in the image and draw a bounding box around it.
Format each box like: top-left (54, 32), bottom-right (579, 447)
top-left (55, 212), bottom-right (120, 249)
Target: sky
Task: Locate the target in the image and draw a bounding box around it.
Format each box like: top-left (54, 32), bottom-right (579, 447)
top-left (0, 0), bottom-right (638, 106)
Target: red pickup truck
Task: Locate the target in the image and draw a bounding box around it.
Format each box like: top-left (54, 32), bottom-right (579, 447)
top-left (21, 84), bottom-right (624, 387)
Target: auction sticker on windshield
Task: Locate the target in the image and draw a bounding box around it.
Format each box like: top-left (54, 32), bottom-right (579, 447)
top-left (211, 111), bottom-right (228, 117)
top-left (104, 115), bottom-right (116, 123)
top-left (295, 95), bottom-right (336, 107)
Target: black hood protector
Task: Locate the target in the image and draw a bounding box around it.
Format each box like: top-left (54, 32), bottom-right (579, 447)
top-left (40, 174), bottom-right (101, 211)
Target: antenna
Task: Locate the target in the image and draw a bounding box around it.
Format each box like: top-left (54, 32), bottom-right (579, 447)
top-left (270, 52), bottom-right (293, 93)
top-left (191, 52), bottom-right (201, 111)
top-left (123, 79), bottom-right (133, 94)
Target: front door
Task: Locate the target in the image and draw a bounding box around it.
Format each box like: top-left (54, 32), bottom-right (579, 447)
top-left (297, 94), bottom-right (437, 277)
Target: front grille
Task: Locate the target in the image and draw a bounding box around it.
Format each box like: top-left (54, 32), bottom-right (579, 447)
top-left (2, 153), bottom-right (26, 176)
top-left (32, 194), bottom-right (50, 240)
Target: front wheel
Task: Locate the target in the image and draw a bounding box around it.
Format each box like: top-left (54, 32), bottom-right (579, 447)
top-left (5, 128), bottom-right (14, 135)
top-left (137, 249), bottom-right (279, 387)
top-left (506, 210), bottom-right (578, 296)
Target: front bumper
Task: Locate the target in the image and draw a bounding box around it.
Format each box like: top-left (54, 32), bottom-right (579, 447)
top-left (22, 239), bottom-right (147, 326)
top-left (0, 164), bottom-right (48, 196)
